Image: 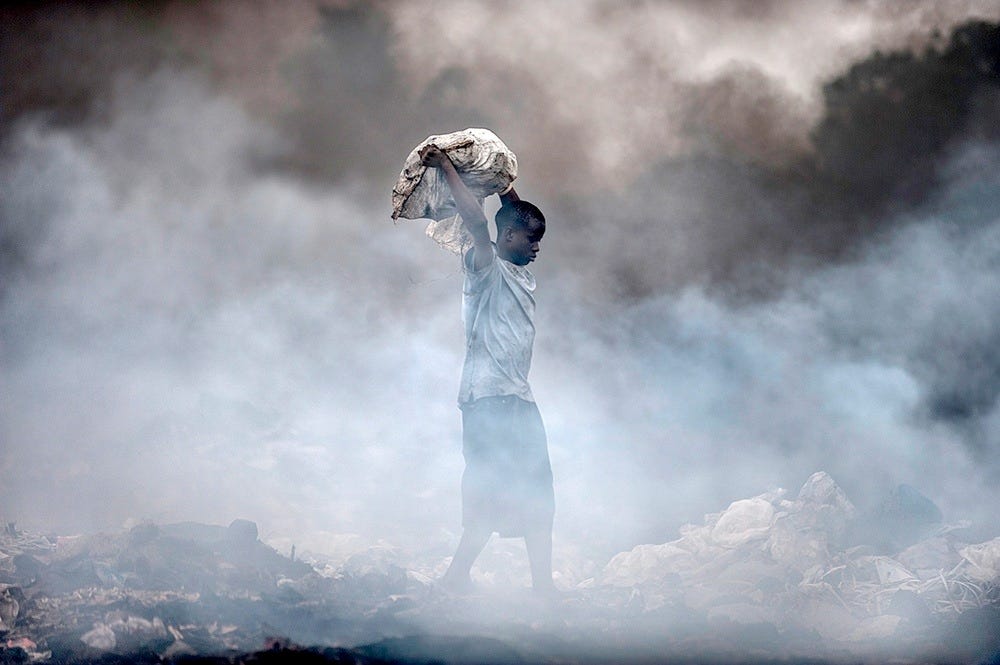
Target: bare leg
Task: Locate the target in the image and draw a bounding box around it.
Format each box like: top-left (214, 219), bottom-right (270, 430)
top-left (441, 527), bottom-right (491, 591)
top-left (525, 527), bottom-right (556, 593)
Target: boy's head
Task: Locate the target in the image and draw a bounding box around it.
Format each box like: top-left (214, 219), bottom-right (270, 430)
top-left (495, 200), bottom-right (545, 266)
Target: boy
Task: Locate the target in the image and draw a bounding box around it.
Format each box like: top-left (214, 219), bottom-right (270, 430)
top-left (419, 144), bottom-right (555, 595)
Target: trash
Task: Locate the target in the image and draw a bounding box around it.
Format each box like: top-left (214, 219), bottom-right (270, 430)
top-left (896, 537), bottom-right (960, 580)
top-left (795, 471), bottom-right (856, 538)
top-left (391, 128), bottom-right (518, 254)
top-left (959, 537), bottom-right (1000, 582)
top-left (711, 498), bottom-right (775, 548)
top-left (766, 514), bottom-right (830, 573)
top-left (600, 543), bottom-right (696, 587)
top-left (591, 469), bottom-right (1000, 656)
top-left (872, 556), bottom-right (918, 585)
top-left (2, 636), bottom-right (50, 663)
top-left (0, 524), bottom-right (55, 559)
top-left (0, 483), bottom-right (996, 663)
top-left (0, 585), bottom-right (20, 631)
top-left (80, 623), bottom-right (116, 650)
top-left (764, 473), bottom-right (858, 574)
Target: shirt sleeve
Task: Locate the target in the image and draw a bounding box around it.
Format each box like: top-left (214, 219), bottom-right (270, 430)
top-left (463, 244), bottom-right (499, 290)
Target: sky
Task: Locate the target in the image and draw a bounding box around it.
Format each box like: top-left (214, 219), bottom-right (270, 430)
top-left (2, 1), bottom-right (1000, 571)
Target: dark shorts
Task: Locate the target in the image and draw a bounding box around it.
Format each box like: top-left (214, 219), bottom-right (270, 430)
top-left (460, 395), bottom-right (554, 537)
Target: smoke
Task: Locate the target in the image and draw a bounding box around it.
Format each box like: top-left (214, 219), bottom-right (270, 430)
top-left (1, 0), bottom-right (999, 587)
top-left (540, 164), bottom-right (1000, 550)
top-left (0, 69), bottom-right (464, 543)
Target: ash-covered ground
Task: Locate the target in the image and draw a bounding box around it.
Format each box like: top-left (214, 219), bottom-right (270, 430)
top-left (2, 472), bottom-right (999, 664)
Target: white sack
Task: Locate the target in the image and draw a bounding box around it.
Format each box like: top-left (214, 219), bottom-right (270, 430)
top-left (391, 128), bottom-right (518, 254)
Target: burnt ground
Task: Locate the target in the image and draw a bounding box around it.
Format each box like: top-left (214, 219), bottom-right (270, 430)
top-left (1, 508), bottom-right (999, 665)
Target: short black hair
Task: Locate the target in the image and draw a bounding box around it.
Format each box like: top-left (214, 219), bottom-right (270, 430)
top-left (495, 200), bottom-right (545, 234)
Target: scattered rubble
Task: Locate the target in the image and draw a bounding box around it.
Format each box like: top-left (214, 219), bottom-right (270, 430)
top-left (0, 519), bottom-right (421, 662)
top-left (0, 473), bottom-right (997, 663)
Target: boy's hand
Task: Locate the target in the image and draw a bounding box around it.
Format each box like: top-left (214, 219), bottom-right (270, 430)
top-left (419, 144), bottom-right (450, 168)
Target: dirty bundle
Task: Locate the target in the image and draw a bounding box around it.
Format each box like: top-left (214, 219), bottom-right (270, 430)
top-left (391, 128), bottom-right (518, 254)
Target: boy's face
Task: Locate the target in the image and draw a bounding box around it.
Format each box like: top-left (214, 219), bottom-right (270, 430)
top-left (503, 217), bottom-right (545, 266)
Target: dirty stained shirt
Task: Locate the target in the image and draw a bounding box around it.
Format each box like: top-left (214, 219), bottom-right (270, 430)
top-left (458, 244), bottom-right (536, 405)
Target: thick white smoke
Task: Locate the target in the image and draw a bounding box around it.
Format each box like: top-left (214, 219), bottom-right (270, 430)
top-left (2, 61), bottom-right (997, 576)
top-left (0, 71), bottom-right (467, 547)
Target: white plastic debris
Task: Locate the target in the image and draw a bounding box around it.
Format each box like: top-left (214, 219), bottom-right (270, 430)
top-left (80, 623), bottom-right (117, 650)
top-left (600, 543), bottom-right (695, 587)
top-left (0, 586), bottom-right (18, 631)
top-left (675, 523), bottom-right (724, 559)
top-left (896, 537), bottom-right (960, 579)
top-left (595, 471), bottom-right (999, 633)
top-left (711, 497), bottom-right (775, 548)
top-left (872, 556), bottom-right (919, 585)
top-left (765, 472), bottom-right (855, 572)
top-left (959, 537), bottom-right (1000, 582)
top-left (767, 515), bottom-right (829, 573)
top-left (391, 128), bottom-right (518, 254)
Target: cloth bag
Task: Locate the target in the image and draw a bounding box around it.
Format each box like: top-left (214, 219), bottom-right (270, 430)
top-left (391, 128), bottom-right (517, 254)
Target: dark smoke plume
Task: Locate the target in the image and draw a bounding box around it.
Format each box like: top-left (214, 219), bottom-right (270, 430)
top-left (547, 21), bottom-right (1000, 298)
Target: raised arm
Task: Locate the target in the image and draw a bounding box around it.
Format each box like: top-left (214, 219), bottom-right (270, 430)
top-left (499, 186), bottom-right (520, 206)
top-left (419, 144), bottom-right (493, 270)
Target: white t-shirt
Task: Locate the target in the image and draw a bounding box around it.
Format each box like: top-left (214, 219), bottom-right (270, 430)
top-left (458, 244), bottom-right (536, 405)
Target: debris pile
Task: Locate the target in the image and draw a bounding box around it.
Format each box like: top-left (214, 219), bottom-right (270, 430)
top-left (1, 474), bottom-right (998, 663)
top-left (0, 520), bottom-right (421, 662)
top-left (596, 472), bottom-right (1000, 644)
